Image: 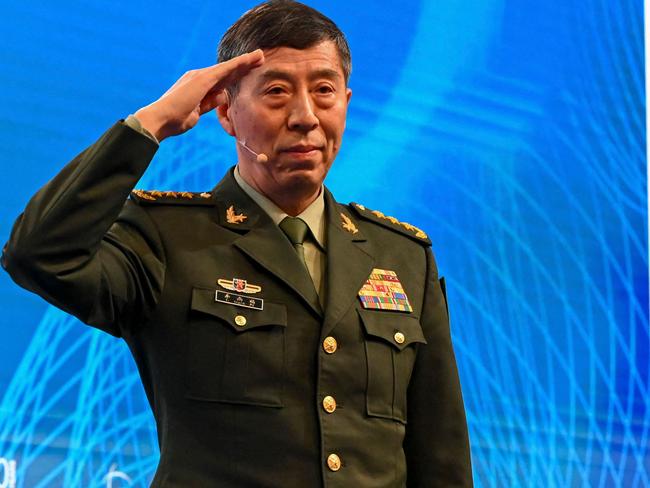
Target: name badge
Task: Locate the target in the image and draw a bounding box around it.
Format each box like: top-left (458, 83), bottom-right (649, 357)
top-left (215, 290), bottom-right (264, 310)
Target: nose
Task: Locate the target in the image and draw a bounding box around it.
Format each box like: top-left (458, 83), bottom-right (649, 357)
top-left (287, 94), bottom-right (319, 132)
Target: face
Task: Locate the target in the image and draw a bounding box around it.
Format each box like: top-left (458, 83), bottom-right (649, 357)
top-left (218, 41), bottom-right (352, 202)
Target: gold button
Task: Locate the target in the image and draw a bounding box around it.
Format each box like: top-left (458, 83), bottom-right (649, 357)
top-left (322, 395), bottom-right (337, 413)
top-left (323, 336), bottom-right (338, 354)
top-left (234, 315), bottom-right (247, 327)
top-left (327, 453), bottom-right (341, 471)
top-left (394, 331), bottom-right (405, 344)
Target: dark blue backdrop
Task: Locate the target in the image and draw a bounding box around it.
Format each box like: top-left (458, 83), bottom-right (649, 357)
top-left (0, 1), bottom-right (647, 486)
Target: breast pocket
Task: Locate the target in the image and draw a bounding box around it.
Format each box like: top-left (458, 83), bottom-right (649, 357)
top-left (359, 309), bottom-right (427, 423)
top-left (186, 287), bottom-right (287, 407)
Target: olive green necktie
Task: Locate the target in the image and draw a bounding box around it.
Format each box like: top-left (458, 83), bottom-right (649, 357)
top-left (279, 216), bottom-right (310, 271)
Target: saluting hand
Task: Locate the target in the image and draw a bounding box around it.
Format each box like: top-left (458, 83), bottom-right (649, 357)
top-left (134, 50), bottom-right (264, 142)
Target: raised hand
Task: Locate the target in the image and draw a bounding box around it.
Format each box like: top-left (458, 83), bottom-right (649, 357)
top-left (134, 49), bottom-right (264, 142)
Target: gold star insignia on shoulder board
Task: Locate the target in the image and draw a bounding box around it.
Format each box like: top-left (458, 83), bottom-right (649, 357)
top-left (132, 189), bottom-right (156, 201)
top-left (152, 190), bottom-right (186, 198)
top-left (226, 205), bottom-right (248, 224)
top-left (372, 210), bottom-right (399, 224)
top-left (131, 189), bottom-right (203, 201)
top-left (340, 213), bottom-right (359, 234)
top-left (368, 207), bottom-right (427, 239)
top-left (130, 189), bottom-right (214, 206)
top-left (351, 202), bottom-right (430, 243)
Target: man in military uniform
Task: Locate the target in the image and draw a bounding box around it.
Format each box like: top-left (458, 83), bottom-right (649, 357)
top-left (2, 1), bottom-right (472, 486)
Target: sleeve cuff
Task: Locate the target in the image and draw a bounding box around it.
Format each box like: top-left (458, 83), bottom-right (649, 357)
top-left (124, 114), bottom-right (160, 145)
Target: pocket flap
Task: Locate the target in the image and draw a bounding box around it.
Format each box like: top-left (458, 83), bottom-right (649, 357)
top-left (191, 287), bottom-right (287, 333)
top-left (359, 309), bottom-right (427, 350)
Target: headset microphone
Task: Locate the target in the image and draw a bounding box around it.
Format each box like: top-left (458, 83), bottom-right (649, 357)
top-left (238, 140), bottom-right (269, 163)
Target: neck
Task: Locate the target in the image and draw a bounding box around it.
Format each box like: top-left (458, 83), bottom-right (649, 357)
top-left (238, 165), bottom-right (320, 216)
top-left (271, 190), bottom-right (319, 216)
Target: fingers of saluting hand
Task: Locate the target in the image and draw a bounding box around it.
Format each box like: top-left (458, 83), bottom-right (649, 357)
top-left (197, 50), bottom-right (264, 115)
top-left (161, 49), bottom-right (264, 101)
top-left (208, 49), bottom-right (265, 86)
top-left (135, 50), bottom-right (265, 141)
top-left (198, 89), bottom-right (228, 115)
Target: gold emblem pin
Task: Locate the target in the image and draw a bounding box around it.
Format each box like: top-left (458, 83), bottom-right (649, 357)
top-left (226, 205), bottom-right (247, 224)
top-left (217, 277), bottom-right (262, 294)
top-left (340, 213), bottom-right (358, 234)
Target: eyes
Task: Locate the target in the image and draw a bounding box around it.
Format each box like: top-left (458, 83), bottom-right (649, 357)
top-left (264, 83), bottom-right (336, 97)
top-left (316, 85), bottom-right (335, 95)
top-left (265, 86), bottom-right (286, 95)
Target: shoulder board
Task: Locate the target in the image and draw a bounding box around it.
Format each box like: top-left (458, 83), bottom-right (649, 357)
top-left (130, 189), bottom-right (214, 206)
top-left (349, 202), bottom-right (431, 246)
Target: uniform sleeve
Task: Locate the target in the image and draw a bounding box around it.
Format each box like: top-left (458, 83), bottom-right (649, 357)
top-left (404, 247), bottom-right (473, 486)
top-left (1, 121), bottom-right (164, 337)
top-left (123, 114), bottom-right (160, 145)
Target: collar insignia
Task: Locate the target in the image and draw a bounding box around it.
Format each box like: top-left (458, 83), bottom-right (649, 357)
top-left (340, 213), bottom-right (359, 234)
top-left (217, 277), bottom-right (262, 294)
top-left (226, 205), bottom-right (248, 224)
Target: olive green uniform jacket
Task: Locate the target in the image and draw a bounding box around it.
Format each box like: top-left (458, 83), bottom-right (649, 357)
top-left (2, 121), bottom-right (472, 487)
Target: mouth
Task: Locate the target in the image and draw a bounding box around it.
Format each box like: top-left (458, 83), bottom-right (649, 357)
top-left (282, 144), bottom-right (321, 153)
top-left (279, 145), bottom-right (322, 162)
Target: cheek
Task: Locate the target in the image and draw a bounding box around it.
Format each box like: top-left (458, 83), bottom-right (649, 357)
top-left (254, 113), bottom-right (285, 140)
top-left (232, 101), bottom-right (272, 135)
top-left (326, 116), bottom-right (347, 148)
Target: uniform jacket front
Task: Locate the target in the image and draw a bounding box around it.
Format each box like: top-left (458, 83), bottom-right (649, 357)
top-left (2, 122), bottom-right (472, 487)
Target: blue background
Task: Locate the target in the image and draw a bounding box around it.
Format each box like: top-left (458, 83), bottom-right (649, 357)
top-left (0, 0), bottom-right (647, 486)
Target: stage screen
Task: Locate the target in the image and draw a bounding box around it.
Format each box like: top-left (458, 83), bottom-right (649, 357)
top-left (0, 0), bottom-right (646, 486)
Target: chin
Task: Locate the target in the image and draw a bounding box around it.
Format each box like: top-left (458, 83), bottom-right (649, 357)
top-left (279, 170), bottom-right (325, 195)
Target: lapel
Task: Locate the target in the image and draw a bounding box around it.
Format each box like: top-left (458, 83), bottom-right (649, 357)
top-left (211, 169), bottom-right (322, 317)
top-left (321, 189), bottom-right (375, 337)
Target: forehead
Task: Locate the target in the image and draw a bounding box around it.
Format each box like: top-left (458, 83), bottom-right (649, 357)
top-left (247, 41), bottom-right (345, 84)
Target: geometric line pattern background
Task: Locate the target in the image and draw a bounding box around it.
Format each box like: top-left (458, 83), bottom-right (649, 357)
top-left (0, 0), bottom-right (647, 486)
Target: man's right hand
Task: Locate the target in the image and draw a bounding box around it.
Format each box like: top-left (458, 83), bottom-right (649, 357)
top-left (134, 50), bottom-right (264, 142)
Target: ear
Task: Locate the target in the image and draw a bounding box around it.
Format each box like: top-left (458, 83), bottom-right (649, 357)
top-left (342, 88), bottom-right (353, 130)
top-left (217, 100), bottom-right (236, 137)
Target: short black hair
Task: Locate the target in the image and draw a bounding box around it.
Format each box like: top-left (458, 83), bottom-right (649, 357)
top-left (218, 0), bottom-right (351, 96)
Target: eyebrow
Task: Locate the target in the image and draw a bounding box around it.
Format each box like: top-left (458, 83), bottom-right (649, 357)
top-left (258, 68), bottom-right (342, 84)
